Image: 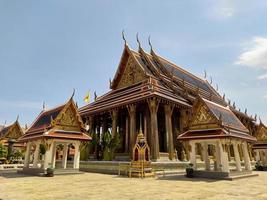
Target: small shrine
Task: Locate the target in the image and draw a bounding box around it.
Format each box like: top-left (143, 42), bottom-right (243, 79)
top-left (253, 121), bottom-right (267, 168)
top-left (0, 118), bottom-right (25, 160)
top-left (178, 96), bottom-right (256, 179)
top-left (18, 93), bottom-right (91, 175)
top-left (128, 116), bottom-right (154, 178)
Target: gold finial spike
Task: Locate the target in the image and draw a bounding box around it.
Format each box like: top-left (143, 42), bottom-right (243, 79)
top-left (122, 30), bottom-right (127, 45)
top-left (94, 91), bottom-right (97, 101)
top-left (109, 78), bottom-right (112, 88)
top-left (259, 116), bottom-right (262, 124)
top-left (71, 88), bottom-right (75, 99)
top-left (136, 33), bottom-right (141, 49)
top-left (255, 114), bottom-right (257, 121)
top-left (233, 102), bottom-right (236, 109)
top-left (216, 84), bottom-right (218, 91)
top-left (210, 76), bottom-right (213, 84)
top-left (3, 120), bottom-right (6, 127)
top-left (223, 93), bottom-right (225, 100)
top-left (148, 35), bottom-right (153, 52)
top-left (204, 70), bottom-right (207, 79)
top-left (16, 115), bottom-right (19, 122)
top-left (245, 108), bottom-right (247, 114)
top-left (42, 101), bottom-right (45, 110)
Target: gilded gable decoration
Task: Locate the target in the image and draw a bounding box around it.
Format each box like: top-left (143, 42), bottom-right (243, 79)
top-left (258, 126), bottom-right (267, 141)
top-left (191, 103), bottom-right (216, 126)
top-left (116, 56), bottom-right (146, 89)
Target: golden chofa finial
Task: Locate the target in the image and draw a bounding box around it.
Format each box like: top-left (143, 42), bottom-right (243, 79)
top-left (209, 76), bottom-right (213, 84)
top-left (136, 33), bottom-right (141, 49)
top-left (16, 115), bottom-right (19, 122)
top-left (204, 70), bottom-right (207, 79)
top-left (42, 101), bottom-right (45, 110)
top-left (70, 88), bottom-right (75, 99)
top-left (148, 35), bottom-right (153, 53)
top-left (122, 30), bottom-right (127, 45)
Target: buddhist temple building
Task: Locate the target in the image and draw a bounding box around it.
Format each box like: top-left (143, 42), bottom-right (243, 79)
top-left (0, 118), bottom-right (25, 159)
top-left (79, 39), bottom-right (259, 163)
top-left (18, 96), bottom-right (91, 173)
top-left (253, 121), bottom-right (267, 166)
top-left (178, 97), bottom-right (256, 174)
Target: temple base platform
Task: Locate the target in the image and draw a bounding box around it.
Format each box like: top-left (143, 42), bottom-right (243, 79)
top-left (191, 170), bottom-right (258, 180)
top-left (80, 160), bottom-right (191, 175)
top-left (18, 168), bottom-right (83, 176)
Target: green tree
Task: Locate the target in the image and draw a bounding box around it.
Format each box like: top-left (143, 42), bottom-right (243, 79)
top-left (0, 143), bottom-right (7, 159)
top-left (102, 131), bottom-right (121, 161)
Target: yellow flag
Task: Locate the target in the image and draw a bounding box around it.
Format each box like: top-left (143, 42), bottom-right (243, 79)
top-left (83, 91), bottom-right (90, 103)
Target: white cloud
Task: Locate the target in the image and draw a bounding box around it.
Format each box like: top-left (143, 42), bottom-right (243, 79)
top-left (211, 0), bottom-right (236, 19)
top-left (235, 37), bottom-right (267, 69)
top-left (257, 73), bottom-right (267, 80)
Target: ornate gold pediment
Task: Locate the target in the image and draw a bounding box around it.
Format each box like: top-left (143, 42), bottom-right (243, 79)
top-left (55, 105), bottom-right (81, 131)
top-left (257, 126), bottom-right (267, 141)
top-left (116, 56), bottom-right (146, 89)
top-left (190, 104), bottom-right (217, 127)
top-left (5, 124), bottom-right (23, 140)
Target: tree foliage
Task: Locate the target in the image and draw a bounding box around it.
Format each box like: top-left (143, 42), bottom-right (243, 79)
top-left (0, 143), bottom-right (7, 159)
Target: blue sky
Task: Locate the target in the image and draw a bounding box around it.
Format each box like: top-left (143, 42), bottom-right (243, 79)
top-left (1, 0), bottom-right (267, 127)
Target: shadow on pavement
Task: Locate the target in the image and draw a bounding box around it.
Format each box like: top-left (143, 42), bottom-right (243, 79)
top-left (0, 170), bottom-right (33, 179)
top-left (156, 174), bottom-right (222, 182)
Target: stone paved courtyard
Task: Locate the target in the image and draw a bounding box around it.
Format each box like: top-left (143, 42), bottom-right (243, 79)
top-left (0, 171), bottom-right (267, 200)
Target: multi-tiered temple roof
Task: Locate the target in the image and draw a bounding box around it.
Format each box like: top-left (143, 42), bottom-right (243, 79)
top-left (79, 42), bottom-right (255, 126)
top-left (19, 98), bottom-right (91, 142)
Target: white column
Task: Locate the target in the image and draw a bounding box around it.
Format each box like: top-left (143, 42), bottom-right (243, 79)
top-left (221, 143), bottom-right (230, 173)
top-left (215, 141), bottom-right (223, 171)
top-left (44, 141), bottom-right (54, 170)
top-left (73, 141), bottom-right (81, 169)
top-left (242, 142), bottom-right (252, 171)
top-left (24, 142), bottom-right (32, 168)
top-left (62, 143), bottom-right (68, 169)
top-left (189, 141), bottom-right (196, 170)
top-left (233, 142), bottom-right (242, 172)
top-left (33, 141), bottom-right (40, 168)
top-left (51, 143), bottom-right (57, 168)
top-left (202, 143), bottom-right (210, 171)
top-left (255, 150), bottom-right (260, 161)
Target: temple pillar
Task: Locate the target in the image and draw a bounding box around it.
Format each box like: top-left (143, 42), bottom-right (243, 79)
top-left (233, 142), bottom-right (242, 172)
top-left (255, 150), bottom-right (260, 161)
top-left (221, 142), bottom-right (230, 173)
top-left (144, 113), bottom-right (147, 137)
top-left (44, 140), bottom-right (54, 170)
top-left (24, 142), bottom-right (32, 168)
top-left (33, 141), bottom-right (40, 168)
top-left (125, 116), bottom-right (129, 153)
top-left (202, 143), bottom-right (210, 171)
top-left (62, 143), bottom-right (68, 169)
top-left (51, 143), bottom-right (57, 168)
top-left (127, 104), bottom-right (136, 153)
top-left (242, 142), bottom-right (252, 171)
top-left (189, 140), bottom-right (196, 169)
top-left (73, 141), bottom-right (81, 169)
top-left (215, 141), bottom-right (223, 171)
top-left (111, 110), bottom-right (118, 137)
top-left (164, 104), bottom-right (174, 160)
top-left (148, 98), bottom-right (159, 160)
